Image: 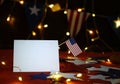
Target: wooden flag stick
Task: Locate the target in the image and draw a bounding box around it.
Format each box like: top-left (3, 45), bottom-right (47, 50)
top-left (59, 41), bottom-right (66, 46)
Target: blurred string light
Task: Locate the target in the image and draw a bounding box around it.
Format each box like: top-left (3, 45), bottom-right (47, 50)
top-left (6, 0), bottom-right (16, 27)
top-left (6, 15), bottom-right (11, 22)
top-left (88, 30), bottom-right (94, 34)
top-left (106, 59), bottom-right (112, 64)
top-left (19, 0), bottom-right (24, 5)
top-left (13, 66), bottom-right (23, 82)
top-left (18, 76), bottom-right (23, 81)
top-left (64, 10), bottom-right (67, 14)
top-left (48, 4), bottom-right (54, 8)
top-left (3, 0), bottom-right (118, 51)
top-left (87, 0), bottom-right (99, 41)
top-left (84, 0), bottom-right (114, 52)
top-left (37, 23), bottom-right (48, 30)
top-left (84, 47), bottom-right (88, 51)
top-left (88, 0), bottom-right (99, 42)
top-left (1, 61), bottom-right (6, 65)
top-left (1, 0), bottom-right (118, 83)
top-left (49, 72), bottom-right (63, 81)
top-left (32, 31), bottom-right (36, 36)
top-left (67, 50), bottom-right (71, 54)
top-left (76, 73), bottom-right (82, 78)
top-left (87, 29), bottom-right (99, 42)
top-left (114, 17), bottom-right (120, 28)
top-left (92, 13), bottom-right (96, 17)
top-left (5, 0), bottom-right (89, 39)
top-left (63, 8), bottom-right (84, 15)
top-left (37, 24), bottom-right (43, 29)
top-left (43, 24), bottom-right (48, 28)
top-left (66, 32), bottom-right (70, 36)
top-left (66, 78), bottom-right (71, 82)
top-left (77, 8), bottom-right (84, 12)
top-left (48, 3), bottom-right (61, 12)
top-left (6, 15), bottom-right (15, 26)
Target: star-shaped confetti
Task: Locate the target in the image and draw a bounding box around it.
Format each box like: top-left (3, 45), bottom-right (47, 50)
top-left (89, 74), bottom-right (106, 80)
top-left (30, 73), bottom-right (50, 80)
top-left (47, 72), bottom-right (82, 80)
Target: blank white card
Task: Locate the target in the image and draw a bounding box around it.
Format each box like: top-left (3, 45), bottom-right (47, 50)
top-left (13, 40), bottom-right (59, 72)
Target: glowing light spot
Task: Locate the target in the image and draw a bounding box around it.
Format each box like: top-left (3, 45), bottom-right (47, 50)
top-left (38, 24), bottom-right (42, 29)
top-left (7, 16), bottom-right (10, 22)
top-left (114, 17), bottom-right (120, 28)
top-left (18, 76), bottom-right (23, 81)
top-left (66, 78), bottom-right (71, 82)
top-left (44, 24), bottom-right (48, 28)
top-left (92, 13), bottom-right (96, 17)
top-left (88, 30), bottom-right (94, 35)
top-left (76, 73), bottom-right (82, 78)
top-left (77, 8), bottom-right (82, 12)
top-left (64, 10), bottom-right (67, 14)
top-left (84, 47), bottom-right (88, 50)
top-left (67, 50), bottom-right (71, 54)
top-left (91, 38), bottom-right (95, 41)
top-left (51, 72), bottom-right (63, 81)
top-left (19, 0), bottom-right (24, 5)
top-left (106, 59), bottom-right (112, 64)
top-left (1, 61), bottom-right (6, 65)
top-left (66, 32), bottom-right (70, 36)
top-left (32, 31), bottom-right (36, 36)
top-left (48, 4), bottom-right (54, 8)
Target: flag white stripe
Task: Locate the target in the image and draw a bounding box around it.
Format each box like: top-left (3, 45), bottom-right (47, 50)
top-left (76, 12), bottom-right (84, 34)
top-left (70, 11), bottom-right (77, 36)
top-left (67, 10), bottom-right (70, 20)
top-left (67, 9), bottom-right (90, 37)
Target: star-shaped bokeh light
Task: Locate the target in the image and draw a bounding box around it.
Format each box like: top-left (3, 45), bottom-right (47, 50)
top-left (114, 17), bottom-right (120, 28)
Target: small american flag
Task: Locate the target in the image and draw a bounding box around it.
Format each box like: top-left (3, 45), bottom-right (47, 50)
top-left (65, 38), bottom-right (82, 56)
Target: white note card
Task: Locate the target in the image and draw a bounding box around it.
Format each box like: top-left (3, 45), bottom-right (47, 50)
top-left (13, 40), bottom-right (59, 72)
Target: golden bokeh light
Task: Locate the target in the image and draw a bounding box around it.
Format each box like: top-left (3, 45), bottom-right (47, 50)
top-left (1, 61), bottom-right (6, 65)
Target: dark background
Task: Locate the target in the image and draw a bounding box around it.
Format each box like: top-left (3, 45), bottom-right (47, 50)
top-left (0, 0), bottom-right (120, 52)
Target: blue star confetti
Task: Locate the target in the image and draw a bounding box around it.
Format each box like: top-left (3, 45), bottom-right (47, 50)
top-left (30, 73), bottom-right (50, 80)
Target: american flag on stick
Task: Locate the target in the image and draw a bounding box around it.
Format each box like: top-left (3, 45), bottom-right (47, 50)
top-left (67, 9), bottom-right (90, 37)
top-left (65, 38), bottom-right (82, 56)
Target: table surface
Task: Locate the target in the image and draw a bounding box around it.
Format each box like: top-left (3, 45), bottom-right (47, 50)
top-left (0, 50), bottom-right (120, 84)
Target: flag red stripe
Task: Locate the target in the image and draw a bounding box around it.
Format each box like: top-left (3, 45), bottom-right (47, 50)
top-left (68, 10), bottom-right (74, 32)
top-left (67, 9), bottom-right (90, 37)
top-left (73, 11), bottom-right (80, 37)
top-left (67, 10), bottom-right (74, 36)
